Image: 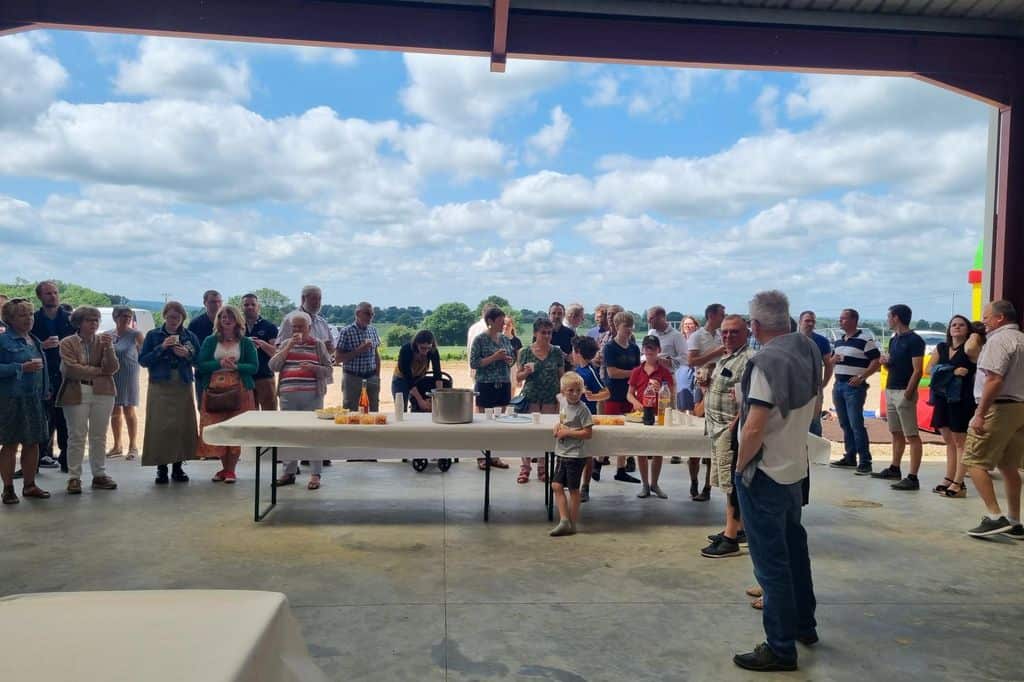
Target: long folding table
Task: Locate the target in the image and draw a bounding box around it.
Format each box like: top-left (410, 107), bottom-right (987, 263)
top-left (202, 412), bottom-right (711, 522)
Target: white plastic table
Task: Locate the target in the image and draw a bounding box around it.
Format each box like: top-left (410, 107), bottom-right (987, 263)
top-left (203, 412), bottom-right (710, 522)
top-left (0, 590), bottom-right (327, 682)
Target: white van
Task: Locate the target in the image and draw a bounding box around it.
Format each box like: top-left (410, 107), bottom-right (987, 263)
top-left (96, 307), bottom-right (156, 335)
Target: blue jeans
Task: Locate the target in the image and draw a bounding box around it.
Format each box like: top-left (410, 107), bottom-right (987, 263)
top-left (736, 469), bottom-right (817, 662)
top-left (832, 380), bottom-right (870, 465)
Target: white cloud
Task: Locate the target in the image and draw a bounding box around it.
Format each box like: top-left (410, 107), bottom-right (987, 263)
top-left (754, 85), bottom-right (779, 130)
top-left (575, 214), bottom-right (669, 248)
top-left (584, 75), bottom-right (622, 107)
top-left (0, 35), bottom-right (67, 126)
top-left (396, 124), bottom-right (508, 181)
top-left (583, 66), bottom-right (710, 120)
top-left (525, 106), bottom-right (571, 164)
top-left (115, 37), bottom-right (251, 102)
top-left (400, 53), bottom-right (568, 132)
top-left (284, 45), bottom-right (357, 67)
top-left (499, 171), bottom-right (594, 218)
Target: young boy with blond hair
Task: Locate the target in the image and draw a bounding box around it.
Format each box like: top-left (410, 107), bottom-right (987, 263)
top-left (550, 372), bottom-right (594, 536)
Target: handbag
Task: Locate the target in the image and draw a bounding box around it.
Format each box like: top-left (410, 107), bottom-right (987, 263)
top-left (205, 370), bottom-right (242, 413)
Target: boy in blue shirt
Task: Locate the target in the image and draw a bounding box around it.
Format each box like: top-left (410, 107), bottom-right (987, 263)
top-left (572, 335), bottom-right (609, 502)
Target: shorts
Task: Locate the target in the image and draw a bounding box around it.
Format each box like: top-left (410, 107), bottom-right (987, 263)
top-left (603, 400), bottom-right (631, 416)
top-left (552, 456), bottom-right (587, 490)
top-left (709, 429), bottom-right (735, 494)
top-left (962, 402), bottom-right (1024, 470)
top-left (475, 381), bottom-right (511, 409)
top-left (885, 389), bottom-right (919, 437)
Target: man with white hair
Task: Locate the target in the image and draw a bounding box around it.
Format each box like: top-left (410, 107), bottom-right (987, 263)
top-left (277, 285), bottom-right (336, 467)
top-left (963, 300), bottom-right (1024, 539)
top-left (733, 290), bottom-right (821, 673)
top-left (276, 285), bottom-right (335, 355)
top-left (565, 303), bottom-right (585, 333)
top-left (336, 302), bottom-right (382, 412)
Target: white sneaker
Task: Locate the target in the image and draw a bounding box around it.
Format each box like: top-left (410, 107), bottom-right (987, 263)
top-left (637, 484), bottom-right (651, 498)
top-left (650, 484), bottom-right (668, 499)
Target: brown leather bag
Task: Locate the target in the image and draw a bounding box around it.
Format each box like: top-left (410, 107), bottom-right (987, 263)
top-left (204, 370), bottom-right (241, 413)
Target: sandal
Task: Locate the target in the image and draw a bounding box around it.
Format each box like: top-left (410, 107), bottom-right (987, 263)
top-left (2, 486), bottom-right (18, 505)
top-left (275, 474), bottom-right (296, 487)
top-left (126, 448), bottom-right (138, 460)
top-left (751, 596), bottom-right (764, 610)
top-left (932, 477), bottom-right (954, 494)
top-left (106, 447), bottom-right (123, 458)
top-left (307, 475), bottom-right (321, 490)
top-left (477, 459), bottom-right (488, 471)
top-left (745, 586), bottom-right (763, 598)
top-left (491, 458), bottom-right (510, 469)
top-left (944, 480), bottom-right (967, 498)
top-left (22, 485), bottom-right (51, 499)
top-left (517, 465), bottom-right (530, 484)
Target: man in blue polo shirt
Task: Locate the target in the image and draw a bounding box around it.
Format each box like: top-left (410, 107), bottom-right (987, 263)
top-left (798, 311), bottom-right (833, 437)
top-left (872, 304), bottom-right (926, 490)
top-left (31, 281), bottom-right (75, 472)
top-left (830, 308), bottom-right (881, 475)
top-left (241, 293), bottom-right (279, 411)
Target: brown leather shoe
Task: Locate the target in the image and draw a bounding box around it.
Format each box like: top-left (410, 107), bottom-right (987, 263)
top-left (67, 478), bottom-right (82, 495)
top-left (91, 476), bottom-right (118, 490)
top-left (22, 484), bottom-right (51, 499)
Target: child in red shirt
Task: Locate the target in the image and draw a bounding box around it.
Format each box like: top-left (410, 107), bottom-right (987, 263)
top-left (627, 335), bottom-right (675, 499)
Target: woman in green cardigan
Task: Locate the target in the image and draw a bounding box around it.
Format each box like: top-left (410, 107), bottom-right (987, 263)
top-left (195, 304), bottom-right (258, 483)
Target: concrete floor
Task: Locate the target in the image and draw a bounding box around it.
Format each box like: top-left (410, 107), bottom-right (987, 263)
top-left (2, 455), bottom-right (1022, 681)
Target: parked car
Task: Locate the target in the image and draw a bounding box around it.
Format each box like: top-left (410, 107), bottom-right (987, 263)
top-left (96, 307), bottom-right (156, 335)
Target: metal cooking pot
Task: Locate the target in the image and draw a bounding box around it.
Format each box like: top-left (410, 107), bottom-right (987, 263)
top-left (428, 388), bottom-right (476, 424)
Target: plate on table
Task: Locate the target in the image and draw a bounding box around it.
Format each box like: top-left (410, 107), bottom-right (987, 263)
top-left (495, 414), bottom-right (532, 424)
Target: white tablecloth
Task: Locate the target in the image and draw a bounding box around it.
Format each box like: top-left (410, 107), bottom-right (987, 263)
top-left (0, 590), bottom-right (327, 682)
top-left (204, 412), bottom-right (711, 458)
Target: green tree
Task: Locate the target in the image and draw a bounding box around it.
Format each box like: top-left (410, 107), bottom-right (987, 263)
top-left (667, 311), bottom-right (683, 322)
top-left (0, 280), bottom-right (111, 308)
top-left (386, 325), bottom-right (415, 347)
top-left (227, 288), bottom-right (294, 325)
top-left (395, 312), bottom-right (416, 327)
top-left (423, 302), bottom-right (476, 345)
top-left (914, 318), bottom-right (930, 330)
top-left (930, 321), bottom-right (947, 331)
top-left (476, 295), bottom-right (512, 317)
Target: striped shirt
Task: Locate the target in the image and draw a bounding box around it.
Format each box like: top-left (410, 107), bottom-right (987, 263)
top-left (278, 342), bottom-right (320, 394)
top-left (833, 329), bottom-right (881, 378)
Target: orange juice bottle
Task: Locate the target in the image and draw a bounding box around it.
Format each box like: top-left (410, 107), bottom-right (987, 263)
top-left (359, 380), bottom-right (370, 414)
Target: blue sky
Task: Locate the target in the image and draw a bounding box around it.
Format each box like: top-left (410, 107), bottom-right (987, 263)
top-left (0, 30), bottom-right (991, 321)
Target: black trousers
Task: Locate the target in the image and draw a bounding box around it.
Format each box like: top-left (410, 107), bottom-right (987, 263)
top-left (41, 396), bottom-right (68, 467)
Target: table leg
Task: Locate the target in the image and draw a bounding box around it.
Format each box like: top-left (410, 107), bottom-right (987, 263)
top-left (547, 452), bottom-right (554, 522)
top-left (483, 450), bottom-right (491, 522)
top-left (255, 445), bottom-right (278, 522)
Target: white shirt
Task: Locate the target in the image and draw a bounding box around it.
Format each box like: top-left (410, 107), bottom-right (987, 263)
top-left (466, 318), bottom-right (488, 377)
top-left (650, 325), bottom-right (687, 371)
top-left (740, 366), bottom-right (815, 485)
top-left (688, 327), bottom-right (722, 368)
top-left (213, 342), bottom-right (241, 361)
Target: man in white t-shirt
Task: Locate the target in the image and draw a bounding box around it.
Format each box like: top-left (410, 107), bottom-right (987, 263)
top-left (646, 306), bottom-right (687, 371)
top-left (733, 290), bottom-right (821, 674)
top-left (685, 303), bottom-right (726, 500)
top-left (466, 303), bottom-right (497, 379)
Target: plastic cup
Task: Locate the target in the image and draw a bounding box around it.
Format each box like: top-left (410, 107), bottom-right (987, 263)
top-left (485, 407), bottom-right (495, 419)
top-left (531, 412), bottom-right (541, 424)
top-left (664, 408), bottom-right (674, 425)
top-left (504, 406), bottom-right (514, 416)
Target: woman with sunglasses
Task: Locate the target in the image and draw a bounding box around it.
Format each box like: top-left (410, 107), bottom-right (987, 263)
top-left (0, 298), bottom-right (52, 504)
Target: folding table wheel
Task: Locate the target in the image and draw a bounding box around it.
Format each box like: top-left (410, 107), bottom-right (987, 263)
top-left (411, 459), bottom-right (429, 472)
top-left (437, 458), bottom-right (452, 472)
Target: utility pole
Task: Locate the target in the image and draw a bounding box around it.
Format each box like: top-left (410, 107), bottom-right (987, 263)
top-left (951, 290), bottom-right (956, 318)
top-left (161, 292), bottom-right (171, 303)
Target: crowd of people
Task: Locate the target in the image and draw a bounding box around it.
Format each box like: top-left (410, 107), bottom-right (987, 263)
top-left (3, 282), bottom-right (1024, 671)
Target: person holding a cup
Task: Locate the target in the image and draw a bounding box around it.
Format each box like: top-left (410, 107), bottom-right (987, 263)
top-left (515, 317), bottom-right (566, 483)
top-left (470, 306), bottom-right (514, 470)
top-left (0, 297), bottom-right (52, 504)
top-left (139, 301), bottom-right (200, 484)
top-left (56, 306), bottom-right (120, 494)
top-left (31, 280), bottom-right (75, 472)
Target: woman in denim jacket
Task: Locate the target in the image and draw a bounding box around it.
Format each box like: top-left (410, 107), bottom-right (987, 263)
top-left (0, 298), bottom-right (52, 504)
top-left (139, 301), bottom-right (199, 484)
